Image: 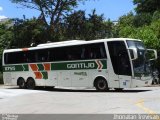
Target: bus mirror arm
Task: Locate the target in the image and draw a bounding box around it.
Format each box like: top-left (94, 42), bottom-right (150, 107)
top-left (147, 49), bottom-right (157, 61)
top-left (128, 48), bottom-right (138, 60)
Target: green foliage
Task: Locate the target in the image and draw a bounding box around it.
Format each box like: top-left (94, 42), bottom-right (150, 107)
top-left (0, 21), bottom-right (14, 72)
top-left (152, 11), bottom-right (160, 21)
top-left (133, 0), bottom-right (160, 14)
top-left (133, 13), bottom-right (152, 27)
top-left (11, 18), bottom-right (48, 47)
top-left (64, 10), bottom-right (113, 40)
top-left (119, 26), bottom-right (136, 38)
top-left (0, 73), bottom-right (3, 84)
top-left (64, 10), bottom-right (86, 40)
top-left (85, 9), bottom-right (110, 40)
top-left (118, 12), bottom-right (135, 27)
top-left (150, 19), bottom-right (160, 39)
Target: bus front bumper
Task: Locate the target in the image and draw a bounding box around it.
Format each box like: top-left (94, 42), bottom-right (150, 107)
top-left (131, 77), bottom-right (152, 88)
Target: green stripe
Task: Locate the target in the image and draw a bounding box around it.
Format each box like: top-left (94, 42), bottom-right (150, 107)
top-left (3, 60), bottom-right (107, 72)
top-left (101, 60), bottom-right (107, 69)
top-left (3, 65), bottom-right (29, 72)
top-left (37, 64), bottom-right (44, 71)
top-left (23, 65), bottom-right (29, 71)
top-left (51, 60), bottom-right (107, 70)
top-left (41, 72), bottom-right (48, 79)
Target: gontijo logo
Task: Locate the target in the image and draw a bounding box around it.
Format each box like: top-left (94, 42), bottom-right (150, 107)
top-left (67, 60), bottom-right (104, 70)
top-left (67, 63), bottom-right (95, 69)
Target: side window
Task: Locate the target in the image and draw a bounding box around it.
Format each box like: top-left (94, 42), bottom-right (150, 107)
top-left (81, 43), bottom-right (107, 60)
top-left (5, 52), bottom-right (24, 64)
top-left (4, 53), bottom-right (12, 64)
top-left (49, 48), bottom-right (54, 61)
top-left (66, 46), bottom-right (82, 60)
top-left (50, 47), bottom-right (67, 61)
top-left (66, 47), bottom-right (76, 60)
top-left (4, 49), bottom-right (50, 64)
top-left (24, 51), bottom-right (36, 63)
top-left (47, 43), bottom-right (106, 62)
top-left (4, 53), bottom-right (8, 64)
top-left (36, 49), bottom-right (49, 62)
top-left (49, 46), bottom-right (82, 61)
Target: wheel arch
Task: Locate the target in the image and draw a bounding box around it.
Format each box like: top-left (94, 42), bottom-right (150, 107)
top-left (26, 77), bottom-right (35, 83)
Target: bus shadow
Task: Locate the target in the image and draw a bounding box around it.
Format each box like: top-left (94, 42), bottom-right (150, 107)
top-left (6, 86), bottom-right (151, 93)
top-left (35, 87), bottom-right (151, 93)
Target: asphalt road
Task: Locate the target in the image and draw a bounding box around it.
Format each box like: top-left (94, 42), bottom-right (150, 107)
top-left (0, 85), bottom-right (160, 114)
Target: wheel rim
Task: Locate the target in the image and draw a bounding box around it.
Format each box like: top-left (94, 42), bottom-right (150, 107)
top-left (28, 81), bottom-right (33, 87)
top-left (27, 79), bottom-right (35, 89)
top-left (20, 81), bottom-right (24, 87)
top-left (18, 79), bottom-right (25, 88)
top-left (97, 80), bottom-right (106, 90)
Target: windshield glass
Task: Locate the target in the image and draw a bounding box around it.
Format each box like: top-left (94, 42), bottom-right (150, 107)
top-left (127, 40), bottom-right (150, 77)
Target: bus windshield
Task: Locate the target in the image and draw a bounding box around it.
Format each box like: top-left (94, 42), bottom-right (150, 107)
top-left (127, 40), bottom-right (150, 77)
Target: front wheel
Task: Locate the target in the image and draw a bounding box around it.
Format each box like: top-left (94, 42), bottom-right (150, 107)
top-left (26, 78), bottom-right (35, 89)
top-left (95, 78), bottom-right (108, 92)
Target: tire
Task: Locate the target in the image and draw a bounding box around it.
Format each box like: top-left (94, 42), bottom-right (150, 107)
top-left (155, 79), bottom-right (159, 84)
top-left (115, 88), bottom-right (123, 91)
top-left (26, 78), bottom-right (35, 89)
top-left (152, 80), bottom-right (154, 85)
top-left (95, 78), bottom-right (108, 92)
top-left (17, 78), bottom-right (26, 89)
top-left (152, 79), bottom-right (158, 85)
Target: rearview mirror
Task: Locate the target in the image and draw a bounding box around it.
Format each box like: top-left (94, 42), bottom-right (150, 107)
top-left (128, 48), bottom-right (138, 60)
top-left (146, 49), bottom-right (157, 61)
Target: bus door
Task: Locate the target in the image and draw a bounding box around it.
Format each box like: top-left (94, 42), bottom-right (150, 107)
top-left (107, 41), bottom-right (132, 88)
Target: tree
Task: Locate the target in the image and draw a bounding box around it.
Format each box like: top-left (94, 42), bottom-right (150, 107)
top-left (133, 13), bottom-right (152, 27)
top-left (152, 10), bottom-right (160, 21)
top-left (0, 20), bottom-right (14, 71)
top-left (103, 19), bottom-right (114, 38)
top-left (133, 0), bottom-right (160, 14)
top-left (118, 12), bottom-right (135, 27)
top-left (10, 0), bottom-right (87, 41)
top-left (11, 18), bottom-right (49, 47)
top-left (64, 10), bottom-right (86, 40)
top-left (85, 9), bottom-right (109, 40)
top-left (150, 19), bottom-right (160, 43)
top-left (64, 9), bottom-right (112, 40)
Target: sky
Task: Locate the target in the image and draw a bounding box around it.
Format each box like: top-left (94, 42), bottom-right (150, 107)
top-left (0, 0), bottom-right (135, 21)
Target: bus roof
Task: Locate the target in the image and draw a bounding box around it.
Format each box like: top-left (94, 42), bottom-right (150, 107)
top-left (37, 40), bottom-right (85, 47)
top-left (3, 38), bottom-right (141, 53)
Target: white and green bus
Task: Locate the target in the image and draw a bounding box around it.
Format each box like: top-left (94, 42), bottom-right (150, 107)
top-left (2, 38), bottom-right (157, 91)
